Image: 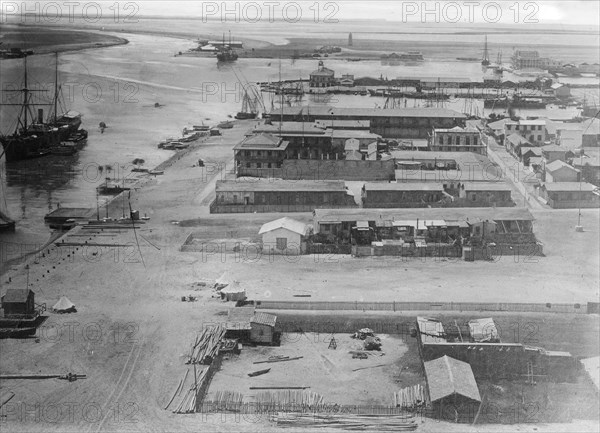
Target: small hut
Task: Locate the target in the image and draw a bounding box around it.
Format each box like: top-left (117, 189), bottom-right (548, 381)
top-left (1, 289), bottom-right (35, 317)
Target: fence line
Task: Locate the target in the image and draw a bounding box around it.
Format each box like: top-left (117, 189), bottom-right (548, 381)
top-left (254, 300), bottom-right (593, 314)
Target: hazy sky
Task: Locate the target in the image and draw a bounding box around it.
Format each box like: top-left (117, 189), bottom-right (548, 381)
top-left (4, 1), bottom-right (600, 26)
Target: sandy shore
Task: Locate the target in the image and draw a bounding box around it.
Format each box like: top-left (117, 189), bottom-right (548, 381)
top-left (0, 25), bottom-right (128, 55)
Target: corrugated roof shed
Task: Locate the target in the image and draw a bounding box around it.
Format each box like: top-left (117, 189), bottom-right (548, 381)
top-left (2, 288), bottom-right (33, 303)
top-left (417, 317), bottom-right (446, 343)
top-left (424, 356), bottom-right (481, 403)
top-left (226, 306), bottom-right (255, 330)
top-left (251, 312), bottom-right (277, 327)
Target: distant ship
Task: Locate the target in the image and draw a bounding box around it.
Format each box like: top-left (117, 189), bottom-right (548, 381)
top-left (399, 51), bottom-right (424, 61)
top-left (484, 94), bottom-right (546, 109)
top-left (0, 53), bottom-right (87, 162)
top-left (481, 35), bottom-right (490, 66)
top-left (216, 32), bottom-right (238, 62)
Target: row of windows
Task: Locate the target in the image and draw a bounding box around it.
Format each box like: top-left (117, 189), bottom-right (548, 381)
top-left (437, 135), bottom-right (479, 146)
top-left (507, 124), bottom-right (544, 131)
top-left (243, 162), bottom-right (282, 169)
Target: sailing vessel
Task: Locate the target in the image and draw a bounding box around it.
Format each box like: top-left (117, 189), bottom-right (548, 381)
top-left (216, 32), bottom-right (238, 62)
top-left (0, 53), bottom-right (87, 162)
top-left (481, 35), bottom-right (490, 67)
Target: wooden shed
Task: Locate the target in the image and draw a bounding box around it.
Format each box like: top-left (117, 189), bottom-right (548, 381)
top-left (1, 289), bottom-right (35, 317)
top-left (250, 312), bottom-right (278, 345)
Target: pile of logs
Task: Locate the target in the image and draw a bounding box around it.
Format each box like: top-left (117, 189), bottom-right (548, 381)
top-left (187, 326), bottom-right (226, 364)
top-left (254, 390), bottom-right (325, 412)
top-left (393, 384), bottom-right (427, 409)
top-left (275, 413), bottom-right (418, 430)
top-left (166, 367), bottom-right (209, 414)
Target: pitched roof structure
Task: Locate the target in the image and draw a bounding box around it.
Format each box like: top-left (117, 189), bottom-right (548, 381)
top-left (542, 182), bottom-right (597, 192)
top-left (251, 312), bottom-right (277, 327)
top-left (545, 160), bottom-right (578, 173)
top-left (424, 356), bottom-right (481, 403)
top-left (2, 288), bottom-right (33, 303)
top-left (226, 306), bottom-right (255, 331)
top-left (234, 133), bottom-right (289, 151)
top-left (259, 217), bottom-right (311, 236)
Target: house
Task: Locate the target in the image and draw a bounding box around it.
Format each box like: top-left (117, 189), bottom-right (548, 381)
top-left (504, 119), bottom-right (547, 145)
top-left (429, 126), bottom-right (486, 155)
top-left (212, 180), bottom-right (356, 213)
top-left (541, 144), bottom-right (570, 163)
top-left (486, 118), bottom-right (508, 141)
top-left (259, 217), bottom-right (311, 254)
top-left (361, 182), bottom-right (446, 208)
top-left (234, 133), bottom-right (289, 174)
top-left (505, 133), bottom-right (532, 158)
top-left (329, 129), bottom-right (381, 151)
top-left (551, 83), bottom-right (571, 98)
top-left (309, 61), bottom-right (335, 88)
top-left (544, 160), bottom-right (580, 183)
top-left (572, 150), bottom-right (600, 186)
top-left (1, 288), bottom-right (36, 317)
top-left (250, 312), bottom-right (278, 345)
top-left (458, 183), bottom-right (514, 207)
top-left (339, 74), bottom-right (354, 87)
top-left (539, 182), bottom-right (599, 208)
top-left (519, 147), bottom-right (542, 165)
top-left (424, 355), bottom-right (481, 421)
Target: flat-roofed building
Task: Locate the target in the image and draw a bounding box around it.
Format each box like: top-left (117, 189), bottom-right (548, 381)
top-left (458, 182), bottom-right (514, 207)
top-left (429, 126), bottom-right (486, 155)
top-left (539, 182), bottom-right (599, 208)
top-left (211, 180), bottom-right (356, 213)
top-left (362, 182), bottom-right (446, 208)
top-left (269, 106), bottom-right (466, 139)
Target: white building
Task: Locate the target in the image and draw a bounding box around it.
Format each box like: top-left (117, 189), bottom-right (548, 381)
top-left (259, 217), bottom-right (311, 255)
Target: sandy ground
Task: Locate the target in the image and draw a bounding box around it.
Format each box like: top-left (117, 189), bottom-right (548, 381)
top-left (209, 333), bottom-right (409, 407)
top-left (0, 117), bottom-right (598, 432)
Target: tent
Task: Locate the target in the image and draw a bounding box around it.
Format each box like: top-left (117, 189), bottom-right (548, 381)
top-left (214, 272), bottom-right (231, 290)
top-left (52, 296), bottom-right (76, 313)
top-left (220, 281), bottom-right (247, 302)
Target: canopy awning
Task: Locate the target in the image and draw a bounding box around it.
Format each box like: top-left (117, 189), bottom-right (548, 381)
top-left (354, 221), bottom-right (371, 230)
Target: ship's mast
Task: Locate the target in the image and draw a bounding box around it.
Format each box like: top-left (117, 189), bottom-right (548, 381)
top-left (54, 52), bottom-right (59, 122)
top-left (23, 56), bottom-right (29, 130)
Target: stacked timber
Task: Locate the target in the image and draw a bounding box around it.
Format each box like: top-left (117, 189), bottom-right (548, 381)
top-left (254, 390), bottom-right (325, 412)
top-left (169, 367), bottom-right (209, 414)
top-left (275, 412), bottom-right (417, 430)
top-left (210, 390), bottom-right (244, 411)
top-left (393, 384), bottom-right (426, 409)
top-left (187, 326), bottom-right (226, 364)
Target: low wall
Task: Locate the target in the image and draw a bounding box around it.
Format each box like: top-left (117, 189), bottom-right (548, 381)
top-left (238, 159), bottom-right (396, 181)
top-left (254, 300), bottom-right (592, 314)
top-left (210, 201), bottom-right (356, 214)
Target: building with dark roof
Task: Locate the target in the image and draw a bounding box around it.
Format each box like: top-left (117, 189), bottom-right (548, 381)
top-left (211, 180), bottom-right (356, 213)
top-left (269, 106), bottom-right (466, 139)
top-left (234, 133), bottom-right (289, 173)
top-left (1, 288), bottom-right (35, 317)
top-left (539, 182), bottom-right (599, 208)
top-left (362, 182), bottom-right (446, 208)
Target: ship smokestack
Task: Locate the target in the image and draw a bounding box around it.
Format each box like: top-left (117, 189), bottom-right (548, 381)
top-left (38, 108), bottom-right (44, 124)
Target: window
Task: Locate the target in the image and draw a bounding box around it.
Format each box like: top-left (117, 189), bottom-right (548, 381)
top-left (256, 163), bottom-right (262, 168)
top-left (473, 136), bottom-right (478, 145)
top-left (465, 137), bottom-right (470, 146)
top-left (537, 135), bottom-right (541, 141)
top-left (471, 193), bottom-right (477, 201)
top-left (267, 163), bottom-right (272, 168)
top-left (246, 163), bottom-right (251, 168)
top-left (276, 237), bottom-right (287, 250)
top-left (515, 125), bottom-right (520, 131)
top-left (438, 135), bottom-right (443, 144)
